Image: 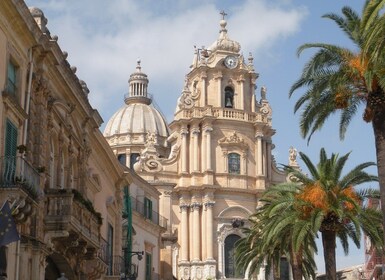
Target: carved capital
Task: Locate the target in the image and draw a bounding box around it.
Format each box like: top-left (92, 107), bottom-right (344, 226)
top-left (180, 204), bottom-right (189, 212)
top-left (204, 201), bottom-right (215, 209)
top-left (190, 202), bottom-right (202, 211)
top-left (191, 127), bottom-right (200, 135)
top-left (180, 125), bottom-right (189, 135)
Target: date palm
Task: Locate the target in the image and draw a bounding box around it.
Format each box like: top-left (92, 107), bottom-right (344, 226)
top-left (284, 148), bottom-right (382, 280)
top-left (362, 0), bottom-right (385, 68)
top-left (235, 187), bottom-right (317, 280)
top-left (289, 2), bottom-right (385, 248)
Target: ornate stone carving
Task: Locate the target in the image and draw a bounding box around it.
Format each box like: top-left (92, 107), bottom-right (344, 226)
top-left (260, 102), bottom-right (272, 117)
top-left (218, 131), bottom-right (248, 151)
top-left (177, 78), bottom-right (201, 110)
top-left (145, 132), bottom-right (157, 148)
top-left (219, 131), bottom-right (242, 144)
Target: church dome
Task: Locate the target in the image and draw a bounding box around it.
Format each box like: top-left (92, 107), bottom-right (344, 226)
top-left (103, 61), bottom-right (169, 140)
top-left (103, 103), bottom-right (169, 137)
top-left (209, 18), bottom-right (240, 53)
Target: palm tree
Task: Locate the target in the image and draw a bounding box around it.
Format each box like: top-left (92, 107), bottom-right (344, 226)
top-left (289, 2), bottom-right (385, 248)
top-left (236, 183), bottom-right (317, 280)
top-left (362, 0), bottom-right (385, 68)
top-left (236, 149), bottom-right (382, 280)
top-left (284, 148), bottom-right (382, 280)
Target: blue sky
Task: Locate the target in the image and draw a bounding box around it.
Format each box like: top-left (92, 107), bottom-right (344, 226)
top-left (25, 0), bottom-right (374, 274)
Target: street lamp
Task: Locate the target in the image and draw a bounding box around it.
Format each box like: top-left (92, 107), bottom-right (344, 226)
top-left (121, 251), bottom-right (144, 280)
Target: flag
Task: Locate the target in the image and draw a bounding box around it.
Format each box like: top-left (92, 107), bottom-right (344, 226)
top-left (0, 201), bottom-right (19, 246)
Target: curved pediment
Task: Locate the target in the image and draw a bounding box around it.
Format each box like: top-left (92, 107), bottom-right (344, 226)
top-left (218, 206), bottom-right (252, 219)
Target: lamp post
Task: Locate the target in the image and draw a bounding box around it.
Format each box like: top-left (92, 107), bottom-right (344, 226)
top-left (120, 251), bottom-right (144, 280)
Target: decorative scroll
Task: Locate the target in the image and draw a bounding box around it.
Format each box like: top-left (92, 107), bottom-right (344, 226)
top-left (134, 132), bottom-right (181, 173)
top-left (176, 79), bottom-right (201, 110)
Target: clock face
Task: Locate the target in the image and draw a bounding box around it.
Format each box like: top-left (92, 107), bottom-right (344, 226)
top-left (224, 55), bottom-right (238, 69)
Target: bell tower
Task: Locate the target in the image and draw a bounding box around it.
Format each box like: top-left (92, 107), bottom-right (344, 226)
top-left (165, 12), bottom-right (285, 280)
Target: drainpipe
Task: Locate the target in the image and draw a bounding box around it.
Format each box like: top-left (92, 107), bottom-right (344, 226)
top-left (15, 47), bottom-right (34, 280)
top-left (23, 47), bottom-right (34, 148)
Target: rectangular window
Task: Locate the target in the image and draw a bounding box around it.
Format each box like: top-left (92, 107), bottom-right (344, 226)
top-left (107, 224), bottom-right (114, 275)
top-left (117, 154), bottom-right (126, 166)
top-left (144, 197), bottom-right (152, 220)
top-left (4, 119), bottom-right (18, 183)
top-left (130, 153), bottom-right (140, 169)
top-left (145, 252), bottom-right (152, 280)
top-left (228, 153), bottom-right (240, 174)
top-left (7, 61), bottom-right (17, 95)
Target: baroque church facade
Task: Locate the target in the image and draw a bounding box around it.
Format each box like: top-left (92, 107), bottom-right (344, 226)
top-left (104, 16), bottom-right (291, 280)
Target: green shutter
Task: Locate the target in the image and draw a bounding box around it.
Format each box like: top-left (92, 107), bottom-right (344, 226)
top-left (145, 253), bottom-right (152, 280)
top-left (5, 119), bottom-right (18, 157)
top-left (144, 198), bottom-right (152, 220)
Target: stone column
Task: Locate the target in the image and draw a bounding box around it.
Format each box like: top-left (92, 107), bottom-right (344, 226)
top-left (180, 204), bottom-right (189, 261)
top-left (205, 201), bottom-right (215, 260)
top-left (255, 133), bottom-right (263, 176)
top-left (191, 125), bottom-right (200, 172)
top-left (266, 140), bottom-right (272, 180)
top-left (180, 125), bottom-right (189, 174)
top-left (191, 202), bottom-right (201, 261)
top-left (215, 72), bottom-right (223, 107)
top-left (242, 152), bottom-right (247, 175)
top-left (251, 77), bottom-right (257, 112)
top-left (204, 126), bottom-right (213, 171)
top-left (263, 139), bottom-right (267, 176)
top-left (201, 72), bottom-right (207, 106)
top-left (237, 75), bottom-right (245, 110)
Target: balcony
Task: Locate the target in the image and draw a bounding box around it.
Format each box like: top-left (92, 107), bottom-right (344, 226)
top-left (0, 156), bottom-right (41, 200)
top-left (174, 106), bottom-right (270, 124)
top-left (103, 255), bottom-right (124, 279)
top-left (44, 188), bottom-right (101, 257)
top-left (130, 196), bottom-right (167, 229)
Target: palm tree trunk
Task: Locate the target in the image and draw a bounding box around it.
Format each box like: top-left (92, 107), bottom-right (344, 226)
top-left (372, 106), bottom-right (385, 249)
top-left (321, 230), bottom-right (337, 280)
top-left (289, 248), bottom-right (303, 280)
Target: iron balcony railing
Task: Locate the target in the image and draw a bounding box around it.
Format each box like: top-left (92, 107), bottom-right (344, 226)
top-left (98, 236), bottom-right (109, 265)
top-left (106, 255), bottom-right (124, 276)
top-left (130, 196), bottom-right (167, 229)
top-left (0, 156), bottom-right (41, 200)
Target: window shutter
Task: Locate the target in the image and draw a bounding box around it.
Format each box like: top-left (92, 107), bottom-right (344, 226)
top-left (5, 120), bottom-right (17, 157)
top-left (145, 253), bottom-right (152, 280)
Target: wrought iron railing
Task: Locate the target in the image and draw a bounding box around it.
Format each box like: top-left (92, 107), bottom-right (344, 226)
top-left (0, 156), bottom-right (41, 200)
top-left (106, 255), bottom-right (124, 276)
top-left (130, 196), bottom-right (167, 229)
top-left (98, 236), bottom-right (109, 265)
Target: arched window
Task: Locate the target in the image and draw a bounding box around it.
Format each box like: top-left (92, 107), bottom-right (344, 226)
top-left (228, 153), bottom-right (240, 174)
top-left (225, 234), bottom-right (243, 278)
top-left (130, 153), bottom-right (140, 169)
top-left (224, 86), bottom-right (234, 108)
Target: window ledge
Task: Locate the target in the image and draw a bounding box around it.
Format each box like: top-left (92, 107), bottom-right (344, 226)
top-left (2, 91), bottom-right (27, 121)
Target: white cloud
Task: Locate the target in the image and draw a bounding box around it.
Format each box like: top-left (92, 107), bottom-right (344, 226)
top-left (25, 0), bottom-right (307, 125)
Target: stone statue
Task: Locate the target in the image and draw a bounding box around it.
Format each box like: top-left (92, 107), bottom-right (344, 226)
top-left (289, 146), bottom-right (298, 166)
top-left (261, 86), bottom-right (267, 100)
